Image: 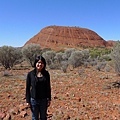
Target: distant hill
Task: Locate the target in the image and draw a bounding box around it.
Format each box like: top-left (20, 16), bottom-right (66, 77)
top-left (24, 25), bottom-right (114, 50)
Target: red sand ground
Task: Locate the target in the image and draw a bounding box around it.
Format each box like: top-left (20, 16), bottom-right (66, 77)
top-left (0, 66), bottom-right (120, 120)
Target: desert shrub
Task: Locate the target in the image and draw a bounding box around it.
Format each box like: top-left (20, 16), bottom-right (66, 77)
top-left (62, 53), bottom-right (68, 61)
top-left (90, 49), bottom-right (101, 58)
top-left (90, 48), bottom-right (111, 59)
top-left (60, 61), bottom-right (68, 73)
top-left (41, 48), bottom-right (52, 54)
top-left (57, 49), bottom-right (74, 66)
top-left (42, 50), bottom-right (56, 66)
top-left (96, 61), bottom-right (106, 71)
top-left (111, 41), bottom-right (120, 75)
top-left (83, 61), bottom-right (89, 68)
top-left (54, 52), bottom-right (64, 64)
top-left (99, 54), bottom-right (111, 61)
top-left (48, 62), bottom-right (60, 70)
top-left (64, 48), bottom-right (76, 58)
top-left (21, 43), bottom-right (41, 67)
top-left (82, 49), bottom-right (90, 59)
top-left (86, 57), bottom-right (97, 66)
top-left (68, 50), bottom-right (84, 68)
top-left (89, 59), bottom-right (98, 66)
top-left (67, 49), bottom-right (90, 68)
top-left (105, 65), bottom-right (111, 72)
top-left (0, 46), bottom-right (22, 69)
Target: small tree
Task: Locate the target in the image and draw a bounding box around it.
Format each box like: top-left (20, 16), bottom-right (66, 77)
top-left (0, 46), bottom-right (22, 69)
top-left (111, 41), bottom-right (120, 75)
top-left (42, 50), bottom-right (56, 66)
top-left (22, 43), bottom-right (41, 67)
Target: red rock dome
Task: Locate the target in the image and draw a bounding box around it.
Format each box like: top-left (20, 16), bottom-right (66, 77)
top-left (25, 25), bottom-right (107, 50)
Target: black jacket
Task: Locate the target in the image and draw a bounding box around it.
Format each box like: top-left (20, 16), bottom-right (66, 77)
top-left (26, 69), bottom-right (51, 103)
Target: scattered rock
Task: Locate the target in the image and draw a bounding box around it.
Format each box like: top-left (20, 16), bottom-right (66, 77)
top-left (3, 113), bottom-right (11, 120)
top-left (19, 111), bottom-right (27, 118)
top-left (9, 107), bottom-right (19, 115)
top-left (0, 112), bottom-right (6, 119)
top-left (19, 104), bottom-right (28, 112)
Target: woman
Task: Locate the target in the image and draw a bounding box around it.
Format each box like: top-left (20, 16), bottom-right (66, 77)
top-left (26, 55), bottom-right (51, 120)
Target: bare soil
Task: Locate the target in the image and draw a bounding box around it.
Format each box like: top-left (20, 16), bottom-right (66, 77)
top-left (0, 66), bottom-right (120, 120)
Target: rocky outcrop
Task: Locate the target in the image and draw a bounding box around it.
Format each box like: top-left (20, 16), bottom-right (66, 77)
top-left (25, 25), bottom-right (110, 50)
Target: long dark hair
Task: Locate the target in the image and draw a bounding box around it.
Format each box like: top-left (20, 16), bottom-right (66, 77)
top-left (34, 55), bottom-right (46, 73)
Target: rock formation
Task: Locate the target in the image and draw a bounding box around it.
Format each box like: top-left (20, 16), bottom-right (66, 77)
top-left (24, 25), bottom-right (111, 50)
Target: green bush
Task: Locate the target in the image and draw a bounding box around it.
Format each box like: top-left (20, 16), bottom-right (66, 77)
top-left (0, 46), bottom-right (22, 69)
top-left (21, 43), bottom-right (41, 67)
top-left (90, 48), bottom-right (111, 58)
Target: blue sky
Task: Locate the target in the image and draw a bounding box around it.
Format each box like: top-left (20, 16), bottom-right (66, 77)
top-left (0, 0), bottom-right (119, 47)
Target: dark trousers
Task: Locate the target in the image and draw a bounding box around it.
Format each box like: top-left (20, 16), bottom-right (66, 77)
top-left (30, 98), bottom-right (48, 120)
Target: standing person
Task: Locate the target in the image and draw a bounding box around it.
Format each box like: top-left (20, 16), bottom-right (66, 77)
top-left (26, 55), bottom-right (51, 120)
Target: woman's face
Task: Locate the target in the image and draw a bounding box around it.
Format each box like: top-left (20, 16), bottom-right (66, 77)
top-left (36, 60), bottom-right (44, 71)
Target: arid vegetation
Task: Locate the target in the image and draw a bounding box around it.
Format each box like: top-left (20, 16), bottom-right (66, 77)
top-left (0, 42), bottom-right (120, 119)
